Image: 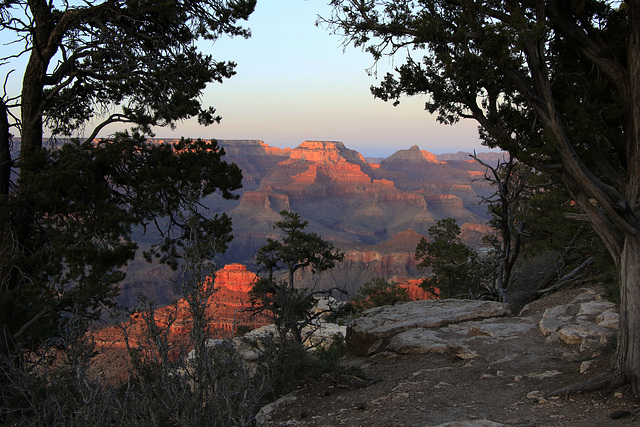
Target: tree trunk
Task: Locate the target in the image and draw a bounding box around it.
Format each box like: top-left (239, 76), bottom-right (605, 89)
top-left (616, 233), bottom-right (640, 394)
top-left (617, 0), bottom-right (640, 395)
top-left (20, 54), bottom-right (47, 157)
top-left (0, 99), bottom-right (10, 196)
top-left (0, 12), bottom-right (53, 355)
top-left (0, 99), bottom-right (14, 356)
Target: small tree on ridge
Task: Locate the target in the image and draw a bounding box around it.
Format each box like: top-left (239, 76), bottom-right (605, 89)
top-left (249, 211), bottom-right (344, 345)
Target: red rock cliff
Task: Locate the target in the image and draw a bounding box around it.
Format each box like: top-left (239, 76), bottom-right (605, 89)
top-left (396, 278), bottom-right (440, 300)
top-left (93, 264), bottom-right (269, 349)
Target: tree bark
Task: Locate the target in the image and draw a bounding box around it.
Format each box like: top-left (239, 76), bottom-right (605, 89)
top-left (20, 45), bottom-right (48, 157)
top-left (616, 233), bottom-right (640, 394)
top-left (0, 99), bottom-right (11, 355)
top-left (508, 3), bottom-right (640, 392)
top-left (616, 0), bottom-right (640, 395)
top-left (0, 99), bottom-right (10, 196)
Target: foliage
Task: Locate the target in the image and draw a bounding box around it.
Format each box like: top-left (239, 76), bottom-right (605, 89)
top-left (1, 0), bottom-right (256, 143)
top-left (123, 336), bottom-right (268, 426)
top-left (0, 0), bottom-right (262, 421)
top-left (323, 301), bottom-right (358, 325)
top-left (1, 135), bottom-right (241, 354)
top-left (1, 0), bottom-right (252, 356)
top-left (519, 180), bottom-right (583, 256)
top-left (124, 218), bottom-right (272, 426)
top-left (323, 0), bottom-right (640, 391)
top-left (520, 178), bottom-right (617, 288)
top-left (472, 157), bottom-right (615, 305)
top-left (1, 317), bottom-right (268, 426)
top-left (249, 210), bottom-right (345, 345)
top-left (0, 317), bottom-right (123, 426)
top-left (353, 277), bottom-right (412, 310)
top-left (1, 221), bottom-right (268, 426)
top-left (321, 0), bottom-right (635, 262)
top-left (305, 334), bottom-right (350, 378)
top-left (416, 218), bottom-right (481, 299)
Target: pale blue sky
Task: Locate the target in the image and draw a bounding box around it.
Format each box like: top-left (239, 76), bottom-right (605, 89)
top-left (166, 0), bottom-right (486, 157)
top-left (1, 0), bottom-right (488, 157)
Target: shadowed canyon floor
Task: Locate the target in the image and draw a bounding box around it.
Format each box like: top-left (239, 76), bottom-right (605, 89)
top-left (260, 288), bottom-right (640, 427)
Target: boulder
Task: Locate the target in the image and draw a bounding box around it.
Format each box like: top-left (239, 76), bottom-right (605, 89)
top-left (384, 328), bottom-right (478, 359)
top-left (346, 299), bottom-right (510, 355)
top-left (538, 289), bottom-right (618, 350)
top-left (557, 324), bottom-right (612, 346)
top-left (576, 300), bottom-right (617, 317)
top-left (539, 316), bottom-right (570, 336)
top-left (449, 317), bottom-right (537, 338)
top-left (596, 311), bottom-right (620, 329)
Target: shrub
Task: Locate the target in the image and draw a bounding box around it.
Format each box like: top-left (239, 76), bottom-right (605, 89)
top-left (353, 278), bottom-right (412, 310)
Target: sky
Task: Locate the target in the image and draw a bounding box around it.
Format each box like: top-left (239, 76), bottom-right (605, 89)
top-left (149, 0), bottom-right (487, 157)
top-left (1, 0), bottom-right (489, 158)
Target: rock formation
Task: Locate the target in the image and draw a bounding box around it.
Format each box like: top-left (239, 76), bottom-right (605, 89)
top-left (345, 287), bottom-right (618, 358)
top-left (94, 264), bottom-right (269, 349)
top-left (535, 288), bottom-right (618, 350)
top-left (219, 140), bottom-right (492, 254)
top-left (122, 139), bottom-right (500, 308)
top-left (346, 299), bottom-right (512, 356)
top-left (257, 287), bottom-right (625, 427)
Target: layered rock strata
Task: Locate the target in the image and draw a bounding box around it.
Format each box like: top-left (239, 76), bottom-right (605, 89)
top-left (93, 264), bottom-right (269, 349)
top-left (124, 139), bottom-right (502, 308)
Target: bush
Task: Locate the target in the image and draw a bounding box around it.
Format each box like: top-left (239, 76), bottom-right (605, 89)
top-left (416, 218), bottom-right (481, 299)
top-left (353, 278), bottom-right (412, 310)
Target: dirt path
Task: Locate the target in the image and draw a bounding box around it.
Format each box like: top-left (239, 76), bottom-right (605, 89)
top-left (261, 290), bottom-right (640, 426)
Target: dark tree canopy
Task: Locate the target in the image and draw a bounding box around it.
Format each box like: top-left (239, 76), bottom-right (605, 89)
top-left (322, 0), bottom-right (636, 263)
top-left (1, 0), bottom-right (256, 151)
top-left (324, 0), bottom-right (640, 394)
top-left (2, 135), bottom-right (242, 351)
top-left (0, 0), bottom-right (254, 354)
top-left (415, 218), bottom-right (479, 299)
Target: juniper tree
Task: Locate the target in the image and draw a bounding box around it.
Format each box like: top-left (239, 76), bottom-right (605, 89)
top-left (250, 210), bottom-right (344, 345)
top-left (0, 0), bottom-right (254, 355)
top-left (323, 0), bottom-right (640, 392)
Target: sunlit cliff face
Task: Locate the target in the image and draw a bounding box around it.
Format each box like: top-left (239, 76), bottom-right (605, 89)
top-left (114, 139), bottom-right (500, 320)
top-left (92, 264), bottom-right (269, 349)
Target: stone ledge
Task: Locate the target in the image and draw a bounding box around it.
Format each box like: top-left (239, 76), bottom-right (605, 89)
top-left (346, 299), bottom-right (510, 355)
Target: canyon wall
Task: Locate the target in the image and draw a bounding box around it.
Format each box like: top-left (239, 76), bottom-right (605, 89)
top-left (121, 140), bottom-right (501, 308)
top-left (95, 264), bottom-right (270, 348)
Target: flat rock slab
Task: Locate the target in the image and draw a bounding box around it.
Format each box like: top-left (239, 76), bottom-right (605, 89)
top-left (385, 328), bottom-right (479, 359)
top-left (383, 317), bottom-right (536, 358)
top-left (449, 317), bottom-right (537, 338)
top-left (346, 299), bottom-right (510, 355)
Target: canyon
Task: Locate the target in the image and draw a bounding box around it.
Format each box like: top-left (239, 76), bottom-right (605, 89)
top-left (94, 263), bottom-right (432, 346)
top-left (94, 264), bottom-right (269, 347)
top-left (120, 140), bottom-right (501, 309)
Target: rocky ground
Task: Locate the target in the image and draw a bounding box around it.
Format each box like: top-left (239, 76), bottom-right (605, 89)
top-left (258, 287), bottom-right (640, 427)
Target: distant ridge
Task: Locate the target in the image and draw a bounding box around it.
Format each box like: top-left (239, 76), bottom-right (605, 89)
top-left (102, 139), bottom-right (497, 307)
top-left (436, 150), bottom-right (506, 163)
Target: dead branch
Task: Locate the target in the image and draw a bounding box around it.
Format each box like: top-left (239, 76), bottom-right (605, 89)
top-left (535, 256), bottom-right (594, 295)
